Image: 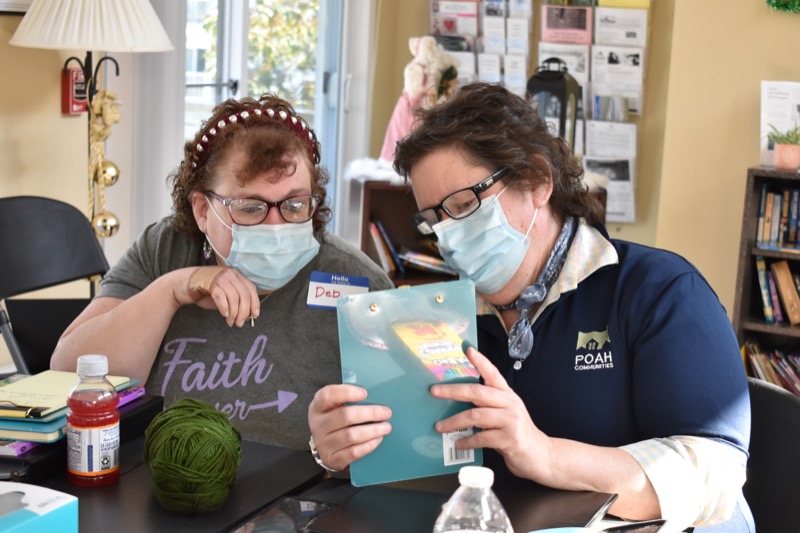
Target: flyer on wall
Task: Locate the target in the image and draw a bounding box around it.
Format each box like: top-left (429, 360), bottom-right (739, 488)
top-left (760, 81), bottom-right (800, 166)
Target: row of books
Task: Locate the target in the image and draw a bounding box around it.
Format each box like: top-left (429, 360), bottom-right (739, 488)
top-left (0, 370), bottom-right (144, 457)
top-left (755, 184), bottom-right (800, 252)
top-left (744, 341), bottom-right (800, 398)
top-left (754, 256), bottom-right (800, 326)
top-left (367, 219), bottom-right (457, 277)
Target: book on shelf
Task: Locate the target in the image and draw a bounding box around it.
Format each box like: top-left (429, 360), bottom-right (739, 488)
top-left (779, 189), bottom-right (790, 245)
top-left (762, 191), bottom-right (774, 244)
top-left (745, 342), bottom-right (782, 387)
top-left (372, 219), bottom-right (405, 275)
top-left (755, 255), bottom-right (775, 324)
top-left (756, 184), bottom-right (767, 245)
top-left (770, 260), bottom-right (800, 325)
top-left (367, 222), bottom-right (395, 274)
top-left (399, 249), bottom-right (458, 276)
top-left (755, 242), bottom-right (800, 254)
top-left (789, 353), bottom-right (800, 375)
top-left (790, 189), bottom-right (799, 244)
top-left (756, 185), bottom-right (800, 249)
top-left (770, 192), bottom-right (782, 244)
top-left (745, 343), bottom-right (800, 398)
top-left (770, 350), bottom-right (800, 396)
top-left (766, 270), bottom-right (785, 323)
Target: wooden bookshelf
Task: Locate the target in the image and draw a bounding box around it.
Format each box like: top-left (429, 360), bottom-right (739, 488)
top-left (733, 166), bottom-right (800, 352)
top-left (358, 180), bottom-right (457, 286)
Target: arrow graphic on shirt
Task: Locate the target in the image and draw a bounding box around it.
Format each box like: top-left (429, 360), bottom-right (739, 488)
top-left (248, 390), bottom-right (298, 413)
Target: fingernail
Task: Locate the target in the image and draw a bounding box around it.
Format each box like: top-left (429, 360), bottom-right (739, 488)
top-left (461, 340), bottom-right (473, 354)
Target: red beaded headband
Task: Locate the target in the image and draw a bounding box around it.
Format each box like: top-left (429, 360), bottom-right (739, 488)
top-left (191, 107), bottom-right (318, 168)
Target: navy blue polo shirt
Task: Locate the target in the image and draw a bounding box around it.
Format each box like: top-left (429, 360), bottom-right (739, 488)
top-left (478, 226), bottom-right (752, 530)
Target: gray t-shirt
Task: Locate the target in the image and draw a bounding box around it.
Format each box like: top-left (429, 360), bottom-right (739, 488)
top-left (98, 217), bottom-right (393, 449)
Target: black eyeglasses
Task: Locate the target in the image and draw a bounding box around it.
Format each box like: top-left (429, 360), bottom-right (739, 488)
top-left (411, 167), bottom-right (510, 235)
top-left (205, 191), bottom-right (320, 225)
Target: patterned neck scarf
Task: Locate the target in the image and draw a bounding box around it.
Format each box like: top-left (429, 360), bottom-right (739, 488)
top-left (496, 216), bottom-right (577, 370)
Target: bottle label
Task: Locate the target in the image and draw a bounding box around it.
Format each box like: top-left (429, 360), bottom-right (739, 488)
top-left (67, 422), bottom-right (120, 476)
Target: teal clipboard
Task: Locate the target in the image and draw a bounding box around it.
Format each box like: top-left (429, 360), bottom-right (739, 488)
top-left (337, 279), bottom-right (482, 487)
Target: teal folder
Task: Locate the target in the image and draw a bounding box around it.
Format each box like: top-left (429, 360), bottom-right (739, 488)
top-left (337, 279), bottom-right (482, 487)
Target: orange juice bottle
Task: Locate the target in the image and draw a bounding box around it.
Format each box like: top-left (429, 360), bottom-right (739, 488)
top-left (66, 354), bottom-right (120, 486)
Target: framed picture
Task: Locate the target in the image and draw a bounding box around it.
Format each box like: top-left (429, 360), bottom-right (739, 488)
top-left (0, 0), bottom-right (32, 15)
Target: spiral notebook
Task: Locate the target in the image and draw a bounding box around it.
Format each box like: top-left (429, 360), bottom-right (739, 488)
top-left (337, 279), bottom-right (482, 487)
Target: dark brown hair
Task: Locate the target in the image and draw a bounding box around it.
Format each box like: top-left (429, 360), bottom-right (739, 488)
top-left (170, 94), bottom-right (331, 239)
top-left (393, 82), bottom-right (604, 225)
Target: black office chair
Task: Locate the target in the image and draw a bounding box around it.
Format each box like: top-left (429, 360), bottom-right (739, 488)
top-left (742, 376), bottom-right (800, 532)
top-left (0, 196), bottom-right (109, 374)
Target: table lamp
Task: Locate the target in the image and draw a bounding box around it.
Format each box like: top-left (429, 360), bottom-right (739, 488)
top-left (9, 0), bottom-right (174, 237)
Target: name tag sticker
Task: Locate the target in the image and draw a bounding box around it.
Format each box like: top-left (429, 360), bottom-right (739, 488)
top-left (307, 271), bottom-right (369, 309)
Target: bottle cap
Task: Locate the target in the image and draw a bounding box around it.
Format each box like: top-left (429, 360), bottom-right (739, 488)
top-left (76, 354), bottom-right (109, 377)
top-left (458, 466), bottom-right (494, 488)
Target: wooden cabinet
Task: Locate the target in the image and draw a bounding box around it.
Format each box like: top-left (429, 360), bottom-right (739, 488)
top-left (732, 166), bottom-right (800, 351)
top-left (358, 180), bottom-right (457, 286)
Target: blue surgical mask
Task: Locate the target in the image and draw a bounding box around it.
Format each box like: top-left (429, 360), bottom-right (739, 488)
top-left (433, 190), bottom-right (537, 295)
top-left (206, 198), bottom-right (320, 291)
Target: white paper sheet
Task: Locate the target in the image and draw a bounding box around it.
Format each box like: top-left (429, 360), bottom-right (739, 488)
top-left (584, 157), bottom-right (636, 223)
top-left (591, 45), bottom-right (644, 113)
top-left (585, 120), bottom-right (637, 159)
top-left (595, 7), bottom-right (648, 47)
top-left (760, 80), bottom-right (800, 165)
top-left (537, 42), bottom-right (590, 86)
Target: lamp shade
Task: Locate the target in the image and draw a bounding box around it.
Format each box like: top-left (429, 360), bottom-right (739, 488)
top-left (9, 0), bottom-right (173, 53)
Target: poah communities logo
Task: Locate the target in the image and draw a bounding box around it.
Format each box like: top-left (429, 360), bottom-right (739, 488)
top-left (574, 328), bottom-right (614, 371)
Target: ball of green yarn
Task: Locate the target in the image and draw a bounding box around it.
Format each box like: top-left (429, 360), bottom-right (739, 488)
top-left (144, 398), bottom-right (242, 514)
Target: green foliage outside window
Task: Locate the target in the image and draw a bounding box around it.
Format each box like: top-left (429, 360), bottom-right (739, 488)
top-left (203, 0), bottom-right (319, 112)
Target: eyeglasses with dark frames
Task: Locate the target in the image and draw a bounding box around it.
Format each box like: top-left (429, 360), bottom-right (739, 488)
top-left (411, 167), bottom-right (510, 235)
top-left (205, 191), bottom-right (321, 226)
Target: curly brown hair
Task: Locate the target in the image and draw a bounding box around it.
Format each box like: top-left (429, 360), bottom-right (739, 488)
top-left (392, 82), bottom-right (604, 225)
top-left (170, 94), bottom-right (331, 240)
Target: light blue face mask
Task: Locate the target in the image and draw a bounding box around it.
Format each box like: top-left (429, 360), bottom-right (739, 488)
top-left (433, 189), bottom-right (537, 295)
top-left (206, 198), bottom-right (320, 291)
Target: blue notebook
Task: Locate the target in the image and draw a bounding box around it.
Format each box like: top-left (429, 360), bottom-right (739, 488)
top-left (0, 415), bottom-right (67, 443)
top-left (337, 279), bottom-right (482, 487)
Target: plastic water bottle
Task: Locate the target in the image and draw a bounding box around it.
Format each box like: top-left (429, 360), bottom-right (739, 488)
top-left (433, 466), bottom-right (514, 533)
top-left (66, 354), bottom-right (120, 486)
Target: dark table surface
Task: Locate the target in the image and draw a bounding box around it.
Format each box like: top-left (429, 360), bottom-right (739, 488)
top-left (42, 435), bottom-right (324, 533)
top-left (242, 472), bottom-right (617, 533)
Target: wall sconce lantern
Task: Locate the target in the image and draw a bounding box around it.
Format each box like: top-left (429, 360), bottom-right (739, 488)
top-left (9, 0), bottom-right (173, 238)
top-left (526, 58), bottom-right (580, 153)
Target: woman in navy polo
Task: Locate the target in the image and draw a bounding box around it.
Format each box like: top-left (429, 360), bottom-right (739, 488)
top-left (308, 82), bottom-right (752, 531)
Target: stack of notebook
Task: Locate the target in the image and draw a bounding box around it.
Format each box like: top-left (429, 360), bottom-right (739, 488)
top-left (0, 370), bottom-right (142, 448)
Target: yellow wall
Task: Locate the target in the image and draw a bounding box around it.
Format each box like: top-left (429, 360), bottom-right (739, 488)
top-left (0, 15), bottom-right (94, 368)
top-left (656, 2), bottom-right (800, 313)
top-left (0, 16), bottom-right (86, 208)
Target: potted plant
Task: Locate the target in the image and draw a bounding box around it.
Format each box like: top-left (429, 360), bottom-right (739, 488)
top-left (768, 123), bottom-right (800, 171)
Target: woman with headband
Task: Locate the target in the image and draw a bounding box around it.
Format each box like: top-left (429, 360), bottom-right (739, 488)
top-left (51, 94), bottom-right (393, 449)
